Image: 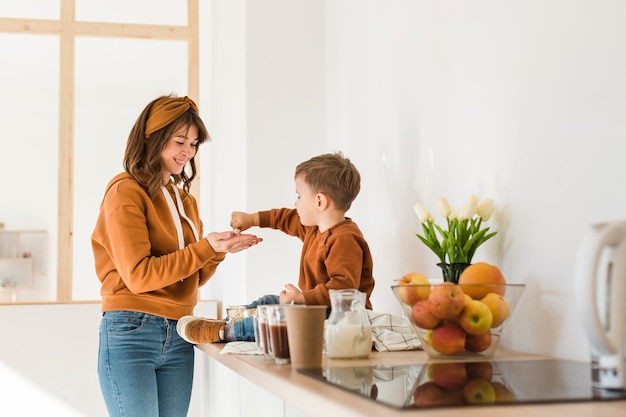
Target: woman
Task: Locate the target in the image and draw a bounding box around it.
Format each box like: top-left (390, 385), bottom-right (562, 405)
top-left (91, 95), bottom-right (261, 416)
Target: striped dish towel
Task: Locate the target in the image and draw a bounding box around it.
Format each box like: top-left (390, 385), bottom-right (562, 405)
top-left (367, 311), bottom-right (422, 352)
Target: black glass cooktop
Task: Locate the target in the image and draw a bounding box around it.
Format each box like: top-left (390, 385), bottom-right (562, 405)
top-left (299, 359), bottom-right (626, 410)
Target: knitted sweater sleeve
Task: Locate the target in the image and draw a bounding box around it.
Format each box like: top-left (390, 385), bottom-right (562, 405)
top-left (258, 208), bottom-right (306, 240)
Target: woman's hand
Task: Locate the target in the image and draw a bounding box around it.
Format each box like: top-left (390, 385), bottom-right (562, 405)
top-left (205, 231), bottom-right (262, 253)
top-left (230, 212), bottom-right (259, 232)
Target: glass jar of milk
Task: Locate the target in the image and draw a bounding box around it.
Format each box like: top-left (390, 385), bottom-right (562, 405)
top-left (325, 289), bottom-right (372, 359)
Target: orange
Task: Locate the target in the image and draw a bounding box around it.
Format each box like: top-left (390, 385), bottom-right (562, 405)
top-left (458, 262), bottom-right (506, 300)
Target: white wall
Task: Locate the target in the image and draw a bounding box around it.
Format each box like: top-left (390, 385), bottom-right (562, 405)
top-left (201, 0), bottom-right (327, 306)
top-left (321, 0), bottom-right (626, 361)
top-left (206, 0), bottom-right (626, 362)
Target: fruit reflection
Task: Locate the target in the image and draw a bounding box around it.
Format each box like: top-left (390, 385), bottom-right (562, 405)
top-left (413, 362), bottom-right (516, 407)
top-left (462, 378), bottom-right (496, 404)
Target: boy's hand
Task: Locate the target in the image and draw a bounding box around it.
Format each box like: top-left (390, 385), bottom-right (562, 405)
top-left (279, 283), bottom-right (305, 304)
top-left (230, 211), bottom-right (259, 232)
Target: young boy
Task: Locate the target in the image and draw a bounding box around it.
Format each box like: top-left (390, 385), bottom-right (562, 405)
top-left (177, 151), bottom-right (375, 343)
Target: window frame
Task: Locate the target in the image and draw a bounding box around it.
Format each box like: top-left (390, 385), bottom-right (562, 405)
top-left (0, 0), bottom-right (201, 303)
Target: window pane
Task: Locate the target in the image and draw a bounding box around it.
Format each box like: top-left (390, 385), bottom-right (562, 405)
top-left (73, 37), bottom-right (188, 300)
top-left (76, 0), bottom-right (187, 25)
top-left (0, 1), bottom-right (59, 19)
top-left (0, 34), bottom-right (59, 303)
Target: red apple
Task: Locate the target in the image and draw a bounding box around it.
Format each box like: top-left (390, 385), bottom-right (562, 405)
top-left (413, 382), bottom-right (463, 407)
top-left (413, 382), bottom-right (446, 406)
top-left (411, 300), bottom-right (441, 329)
top-left (459, 299), bottom-right (493, 335)
top-left (430, 362), bottom-right (468, 390)
top-left (428, 282), bottom-right (466, 320)
top-left (430, 323), bottom-right (466, 355)
top-left (396, 272), bottom-right (431, 306)
top-left (465, 362), bottom-right (493, 381)
top-left (465, 332), bottom-right (493, 353)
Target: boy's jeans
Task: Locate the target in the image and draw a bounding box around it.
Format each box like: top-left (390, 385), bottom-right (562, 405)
top-left (230, 294), bottom-right (280, 341)
top-left (229, 295), bottom-right (331, 341)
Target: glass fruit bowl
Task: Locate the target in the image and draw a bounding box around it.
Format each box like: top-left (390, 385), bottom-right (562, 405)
top-left (391, 282), bottom-right (525, 359)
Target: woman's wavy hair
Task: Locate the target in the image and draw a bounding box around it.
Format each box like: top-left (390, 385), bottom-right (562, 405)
top-left (123, 95), bottom-right (210, 198)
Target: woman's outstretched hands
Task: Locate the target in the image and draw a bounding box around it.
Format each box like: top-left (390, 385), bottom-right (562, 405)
top-left (205, 231), bottom-right (262, 254)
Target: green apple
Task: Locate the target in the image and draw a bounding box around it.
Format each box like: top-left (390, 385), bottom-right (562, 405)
top-left (462, 378), bottom-right (496, 404)
top-left (459, 299), bottom-right (493, 335)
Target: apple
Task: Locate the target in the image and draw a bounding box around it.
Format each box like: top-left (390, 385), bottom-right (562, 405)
top-left (413, 381), bottom-right (445, 406)
top-left (492, 381), bottom-right (516, 403)
top-left (465, 332), bottom-right (492, 353)
top-left (413, 381), bottom-right (462, 406)
top-left (481, 293), bottom-right (511, 328)
top-left (465, 362), bottom-right (493, 381)
top-left (424, 329), bottom-right (433, 347)
top-left (396, 272), bottom-right (431, 306)
top-left (462, 378), bottom-right (496, 404)
top-left (411, 300), bottom-right (441, 329)
top-left (428, 282), bottom-right (465, 320)
top-left (430, 323), bottom-right (466, 355)
top-left (459, 299), bottom-right (493, 335)
top-left (430, 362), bottom-right (468, 390)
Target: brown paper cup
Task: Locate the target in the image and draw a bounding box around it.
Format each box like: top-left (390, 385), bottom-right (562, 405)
top-left (285, 305), bottom-right (327, 369)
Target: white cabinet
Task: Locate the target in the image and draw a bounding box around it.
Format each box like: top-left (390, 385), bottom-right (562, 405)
top-left (0, 229), bottom-right (47, 301)
top-left (205, 358), bottom-right (310, 417)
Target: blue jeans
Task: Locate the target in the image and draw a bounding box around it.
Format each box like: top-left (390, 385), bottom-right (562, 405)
top-left (229, 294), bottom-right (280, 341)
top-left (98, 311), bottom-right (194, 417)
top-left (229, 295), bottom-right (331, 341)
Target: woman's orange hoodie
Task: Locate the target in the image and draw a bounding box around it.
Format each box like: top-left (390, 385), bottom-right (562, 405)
top-left (91, 173), bottom-right (225, 319)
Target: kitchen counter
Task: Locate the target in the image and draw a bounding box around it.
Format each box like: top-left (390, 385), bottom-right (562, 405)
top-left (197, 343), bottom-right (626, 417)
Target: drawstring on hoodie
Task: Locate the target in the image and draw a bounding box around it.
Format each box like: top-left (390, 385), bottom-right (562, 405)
top-left (161, 184), bottom-right (199, 281)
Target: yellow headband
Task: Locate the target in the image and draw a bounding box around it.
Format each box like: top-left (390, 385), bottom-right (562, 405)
top-left (145, 96), bottom-right (199, 136)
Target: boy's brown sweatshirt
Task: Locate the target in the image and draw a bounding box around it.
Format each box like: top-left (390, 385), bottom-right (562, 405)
top-left (91, 173), bottom-right (225, 320)
top-left (259, 208), bottom-right (375, 309)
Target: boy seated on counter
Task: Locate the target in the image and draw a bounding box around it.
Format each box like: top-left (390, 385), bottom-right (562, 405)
top-left (177, 151), bottom-right (375, 343)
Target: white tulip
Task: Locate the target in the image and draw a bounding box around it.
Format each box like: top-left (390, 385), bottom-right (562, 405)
top-left (477, 198), bottom-right (495, 221)
top-left (457, 195), bottom-right (479, 220)
top-left (436, 196), bottom-right (453, 219)
top-left (413, 203), bottom-right (433, 223)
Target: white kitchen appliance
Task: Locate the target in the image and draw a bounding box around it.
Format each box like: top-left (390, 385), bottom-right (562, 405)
top-left (575, 221), bottom-right (626, 390)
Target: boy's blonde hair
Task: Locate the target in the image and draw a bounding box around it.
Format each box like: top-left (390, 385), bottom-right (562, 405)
top-left (295, 151), bottom-right (361, 212)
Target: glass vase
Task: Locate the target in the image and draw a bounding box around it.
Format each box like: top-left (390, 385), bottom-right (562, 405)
top-left (437, 262), bottom-right (470, 284)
